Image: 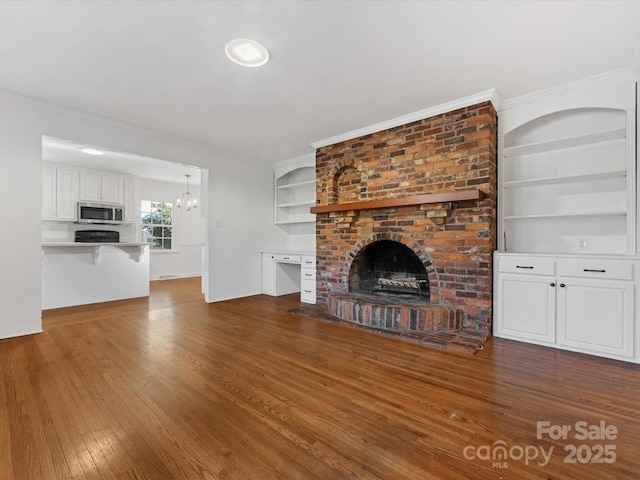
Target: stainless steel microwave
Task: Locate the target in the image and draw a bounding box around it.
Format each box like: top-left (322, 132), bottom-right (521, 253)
top-left (76, 202), bottom-right (124, 225)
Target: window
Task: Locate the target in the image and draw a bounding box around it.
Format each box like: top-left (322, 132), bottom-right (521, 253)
top-left (141, 200), bottom-right (173, 250)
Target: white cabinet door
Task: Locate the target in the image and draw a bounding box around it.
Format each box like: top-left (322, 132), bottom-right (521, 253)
top-left (124, 177), bottom-right (136, 222)
top-left (557, 278), bottom-right (634, 358)
top-left (42, 165), bottom-right (57, 219)
top-left (100, 174), bottom-right (124, 204)
top-left (79, 171), bottom-right (102, 202)
top-left (56, 168), bottom-right (77, 220)
top-left (43, 165), bottom-right (77, 220)
top-left (262, 254), bottom-right (275, 295)
top-left (79, 171), bottom-right (124, 204)
top-left (495, 273), bottom-right (556, 344)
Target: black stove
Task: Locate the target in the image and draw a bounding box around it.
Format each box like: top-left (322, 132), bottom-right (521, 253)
top-left (74, 230), bottom-right (120, 243)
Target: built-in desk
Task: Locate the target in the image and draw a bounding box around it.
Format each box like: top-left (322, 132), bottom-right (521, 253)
top-left (262, 251), bottom-right (316, 304)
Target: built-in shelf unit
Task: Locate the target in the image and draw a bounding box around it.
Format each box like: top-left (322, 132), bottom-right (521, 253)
top-left (275, 164), bottom-right (315, 225)
top-left (493, 71), bottom-right (640, 364)
top-left (498, 78), bottom-right (636, 255)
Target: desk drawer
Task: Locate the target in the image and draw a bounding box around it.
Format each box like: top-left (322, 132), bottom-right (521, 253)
top-left (301, 269), bottom-right (316, 281)
top-left (302, 256), bottom-right (316, 268)
top-left (273, 254), bottom-right (301, 263)
top-left (301, 279), bottom-right (316, 304)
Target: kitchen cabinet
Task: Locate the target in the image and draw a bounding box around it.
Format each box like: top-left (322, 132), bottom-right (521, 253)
top-left (42, 163), bottom-right (78, 221)
top-left (123, 177), bottom-right (136, 222)
top-left (494, 253), bottom-right (639, 363)
top-left (41, 243), bottom-right (149, 309)
top-left (262, 252), bottom-right (316, 303)
top-left (79, 170), bottom-right (124, 204)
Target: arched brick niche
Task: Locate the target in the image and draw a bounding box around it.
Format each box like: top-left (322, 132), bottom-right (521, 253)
top-left (331, 163), bottom-right (361, 204)
top-left (314, 101), bottom-right (497, 332)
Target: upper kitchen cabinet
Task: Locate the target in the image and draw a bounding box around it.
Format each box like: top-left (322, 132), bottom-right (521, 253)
top-left (497, 73), bottom-right (637, 255)
top-left (79, 170), bottom-right (124, 204)
top-left (42, 163), bottom-right (78, 221)
top-left (123, 177), bottom-right (136, 222)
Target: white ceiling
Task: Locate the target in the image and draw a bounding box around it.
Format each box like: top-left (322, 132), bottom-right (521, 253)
top-left (2, 1), bottom-right (640, 171)
top-left (41, 136), bottom-right (201, 185)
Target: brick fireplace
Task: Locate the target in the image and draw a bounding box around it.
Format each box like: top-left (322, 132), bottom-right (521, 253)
top-left (313, 101), bottom-right (497, 334)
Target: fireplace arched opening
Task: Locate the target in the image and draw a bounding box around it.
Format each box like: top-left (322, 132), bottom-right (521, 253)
top-left (348, 240), bottom-right (430, 299)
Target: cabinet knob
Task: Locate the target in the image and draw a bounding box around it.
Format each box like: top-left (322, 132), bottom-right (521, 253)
top-left (550, 283), bottom-right (555, 287)
top-left (560, 283), bottom-right (566, 288)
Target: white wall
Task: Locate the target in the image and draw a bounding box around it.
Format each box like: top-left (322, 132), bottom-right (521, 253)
top-left (0, 91), bottom-right (281, 339)
top-left (208, 158), bottom-right (283, 301)
top-left (138, 178), bottom-right (205, 280)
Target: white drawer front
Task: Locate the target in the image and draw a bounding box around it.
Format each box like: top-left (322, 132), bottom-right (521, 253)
top-left (498, 256), bottom-right (555, 275)
top-left (557, 259), bottom-right (633, 280)
top-left (301, 269), bottom-right (316, 280)
top-left (301, 256), bottom-right (316, 267)
top-left (301, 279), bottom-right (316, 304)
top-left (273, 254), bottom-right (301, 263)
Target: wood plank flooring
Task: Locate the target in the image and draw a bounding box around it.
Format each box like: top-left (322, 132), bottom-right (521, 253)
top-left (2, 277), bottom-right (639, 479)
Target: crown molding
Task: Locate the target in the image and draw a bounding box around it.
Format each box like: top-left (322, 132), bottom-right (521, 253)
top-left (311, 89), bottom-right (500, 149)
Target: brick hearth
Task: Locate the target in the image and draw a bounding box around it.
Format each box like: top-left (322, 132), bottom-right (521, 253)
top-left (328, 293), bottom-right (462, 331)
top-left (314, 101), bottom-right (497, 334)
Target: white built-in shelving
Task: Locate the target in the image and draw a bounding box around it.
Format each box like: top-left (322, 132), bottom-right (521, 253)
top-left (275, 167), bottom-right (316, 224)
top-left (498, 78), bottom-right (636, 255)
top-left (493, 72), bottom-right (640, 364)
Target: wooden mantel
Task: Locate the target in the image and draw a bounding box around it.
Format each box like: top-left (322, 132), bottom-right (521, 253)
top-left (310, 189), bottom-right (484, 214)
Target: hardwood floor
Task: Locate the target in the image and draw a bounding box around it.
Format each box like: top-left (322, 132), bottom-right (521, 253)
top-left (2, 277), bottom-right (639, 479)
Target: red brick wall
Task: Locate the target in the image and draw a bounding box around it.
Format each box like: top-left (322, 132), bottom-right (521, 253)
top-left (315, 101), bottom-right (497, 331)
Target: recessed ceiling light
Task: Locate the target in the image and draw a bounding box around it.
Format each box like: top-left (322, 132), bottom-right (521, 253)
top-left (225, 39), bottom-right (269, 67)
top-left (80, 147), bottom-right (104, 156)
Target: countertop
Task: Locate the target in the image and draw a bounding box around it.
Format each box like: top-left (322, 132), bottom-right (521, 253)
top-left (42, 242), bottom-right (149, 247)
top-left (261, 250), bottom-right (315, 256)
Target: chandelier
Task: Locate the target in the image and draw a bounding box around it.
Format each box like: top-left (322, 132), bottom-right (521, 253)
top-left (176, 174), bottom-right (198, 211)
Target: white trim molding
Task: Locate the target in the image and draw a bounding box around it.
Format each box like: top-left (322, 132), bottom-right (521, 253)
top-left (310, 89), bottom-right (500, 149)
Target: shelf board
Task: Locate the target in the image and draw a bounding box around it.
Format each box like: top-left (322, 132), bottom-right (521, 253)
top-left (277, 179), bottom-right (316, 189)
top-left (277, 200), bottom-right (316, 208)
top-left (310, 189), bottom-right (484, 214)
top-left (275, 217), bottom-right (316, 225)
top-left (504, 170), bottom-right (627, 188)
top-left (503, 128), bottom-right (626, 157)
top-left (504, 211), bottom-right (626, 220)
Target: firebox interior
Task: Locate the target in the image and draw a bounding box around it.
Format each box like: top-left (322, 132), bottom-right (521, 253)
top-left (348, 240), bottom-right (430, 298)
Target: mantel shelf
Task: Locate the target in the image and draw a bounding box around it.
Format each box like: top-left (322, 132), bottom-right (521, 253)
top-left (309, 189), bottom-right (484, 214)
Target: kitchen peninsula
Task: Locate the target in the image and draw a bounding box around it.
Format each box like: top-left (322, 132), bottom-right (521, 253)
top-left (41, 241), bottom-right (150, 309)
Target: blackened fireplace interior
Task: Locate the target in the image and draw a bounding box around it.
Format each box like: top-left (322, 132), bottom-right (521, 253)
top-left (349, 240), bottom-right (430, 298)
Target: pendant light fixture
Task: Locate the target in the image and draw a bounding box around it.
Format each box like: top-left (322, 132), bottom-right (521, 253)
top-left (177, 174), bottom-right (197, 211)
